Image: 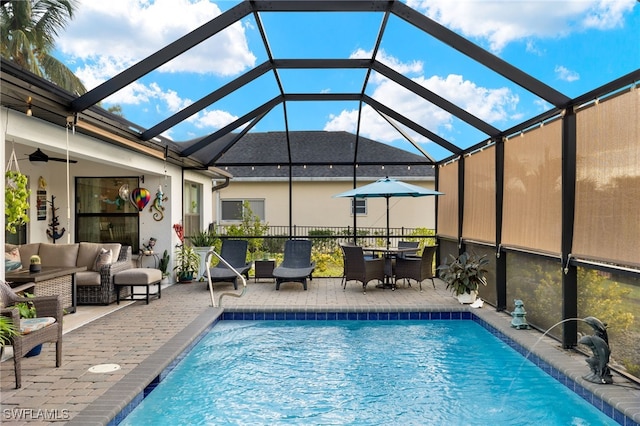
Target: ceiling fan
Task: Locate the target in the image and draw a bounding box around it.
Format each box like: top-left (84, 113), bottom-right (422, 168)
top-left (27, 148), bottom-right (77, 163)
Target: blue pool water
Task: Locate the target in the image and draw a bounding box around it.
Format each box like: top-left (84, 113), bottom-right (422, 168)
top-left (120, 320), bottom-right (616, 425)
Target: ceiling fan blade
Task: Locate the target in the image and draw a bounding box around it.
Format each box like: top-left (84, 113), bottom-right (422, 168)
top-left (27, 148), bottom-right (78, 163)
top-left (48, 157), bottom-right (78, 163)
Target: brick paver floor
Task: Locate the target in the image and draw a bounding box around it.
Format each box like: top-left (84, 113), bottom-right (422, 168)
top-left (1, 278), bottom-right (638, 425)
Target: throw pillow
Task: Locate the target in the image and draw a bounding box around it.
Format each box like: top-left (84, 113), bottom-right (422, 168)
top-left (5, 259), bottom-right (22, 271)
top-left (5, 247), bottom-right (22, 271)
top-left (93, 248), bottom-right (113, 272)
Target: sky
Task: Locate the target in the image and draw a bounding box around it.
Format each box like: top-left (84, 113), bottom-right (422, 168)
top-left (54, 0), bottom-right (640, 161)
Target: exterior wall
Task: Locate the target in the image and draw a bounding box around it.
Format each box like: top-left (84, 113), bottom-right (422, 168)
top-left (2, 108), bottom-right (216, 278)
top-left (213, 178), bottom-right (438, 230)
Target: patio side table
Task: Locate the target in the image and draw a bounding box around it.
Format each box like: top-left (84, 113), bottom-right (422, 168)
top-left (254, 260), bottom-right (275, 282)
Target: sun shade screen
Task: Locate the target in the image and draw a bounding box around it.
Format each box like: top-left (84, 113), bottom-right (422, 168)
top-left (502, 119), bottom-right (562, 255)
top-left (573, 87), bottom-right (640, 267)
top-left (463, 146), bottom-right (496, 244)
top-left (437, 161), bottom-right (459, 239)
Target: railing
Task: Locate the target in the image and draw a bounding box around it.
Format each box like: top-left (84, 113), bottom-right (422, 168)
top-left (208, 226), bottom-right (437, 278)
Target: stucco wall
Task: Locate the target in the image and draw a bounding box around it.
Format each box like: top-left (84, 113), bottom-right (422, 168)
top-left (213, 178), bottom-right (437, 230)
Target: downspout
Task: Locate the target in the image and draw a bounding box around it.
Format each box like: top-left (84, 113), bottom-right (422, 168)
top-left (211, 177), bottom-right (229, 226)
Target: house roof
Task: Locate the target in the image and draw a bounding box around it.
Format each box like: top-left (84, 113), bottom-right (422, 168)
top-left (189, 130), bottom-right (435, 179)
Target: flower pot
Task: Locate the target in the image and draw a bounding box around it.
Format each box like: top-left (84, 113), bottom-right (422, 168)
top-left (25, 344), bottom-right (42, 357)
top-left (457, 291), bottom-right (477, 304)
top-left (178, 272), bottom-right (195, 283)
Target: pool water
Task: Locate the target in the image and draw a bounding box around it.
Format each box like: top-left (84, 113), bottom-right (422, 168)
top-left (120, 320), bottom-right (616, 425)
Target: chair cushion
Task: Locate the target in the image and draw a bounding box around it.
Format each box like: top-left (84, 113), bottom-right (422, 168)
top-left (39, 243), bottom-right (79, 267)
top-left (20, 317), bottom-right (56, 334)
top-left (114, 268), bottom-right (162, 285)
top-left (76, 271), bottom-right (102, 286)
top-left (17, 243), bottom-right (40, 269)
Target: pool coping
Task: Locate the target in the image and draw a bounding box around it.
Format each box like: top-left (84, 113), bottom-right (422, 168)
top-left (67, 306), bottom-right (640, 426)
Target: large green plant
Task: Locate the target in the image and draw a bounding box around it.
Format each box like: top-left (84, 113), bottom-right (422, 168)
top-left (5, 170), bottom-right (30, 233)
top-left (437, 252), bottom-right (489, 295)
top-left (173, 245), bottom-right (200, 275)
top-left (188, 229), bottom-right (219, 247)
top-left (0, 315), bottom-right (19, 346)
top-left (226, 201), bottom-right (269, 258)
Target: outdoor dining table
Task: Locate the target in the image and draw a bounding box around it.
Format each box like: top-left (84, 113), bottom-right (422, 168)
top-left (362, 246), bottom-right (418, 289)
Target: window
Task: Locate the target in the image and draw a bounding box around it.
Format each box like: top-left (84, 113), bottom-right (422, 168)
top-left (221, 199), bottom-right (265, 221)
top-left (351, 198), bottom-right (367, 215)
top-left (183, 181), bottom-right (201, 238)
top-left (75, 177), bottom-right (140, 252)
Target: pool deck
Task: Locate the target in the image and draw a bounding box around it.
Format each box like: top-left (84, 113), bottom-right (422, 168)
top-left (1, 277), bottom-right (639, 425)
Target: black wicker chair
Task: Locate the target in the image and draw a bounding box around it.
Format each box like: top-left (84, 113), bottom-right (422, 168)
top-left (0, 279), bottom-right (63, 388)
top-left (394, 246), bottom-right (437, 291)
top-left (340, 244), bottom-right (385, 294)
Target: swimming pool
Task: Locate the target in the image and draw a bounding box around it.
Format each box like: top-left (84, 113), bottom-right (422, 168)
top-left (119, 319), bottom-right (617, 425)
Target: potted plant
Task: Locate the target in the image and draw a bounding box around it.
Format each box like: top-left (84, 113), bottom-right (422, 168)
top-left (187, 230), bottom-right (219, 281)
top-left (174, 245), bottom-right (200, 283)
top-left (5, 170), bottom-right (30, 233)
top-left (0, 315), bottom-right (19, 347)
top-left (437, 252), bottom-right (489, 304)
top-left (158, 249), bottom-right (171, 283)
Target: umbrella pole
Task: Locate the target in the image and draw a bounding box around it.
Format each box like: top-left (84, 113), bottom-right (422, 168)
top-left (386, 196), bottom-right (390, 249)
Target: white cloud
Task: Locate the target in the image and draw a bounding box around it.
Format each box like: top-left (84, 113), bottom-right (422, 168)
top-left (325, 52), bottom-right (519, 145)
top-left (554, 65), bottom-right (580, 82)
top-left (194, 109), bottom-right (239, 130)
top-left (60, 0), bottom-right (255, 78)
top-left (405, 0), bottom-right (635, 52)
top-left (58, 0), bottom-right (256, 130)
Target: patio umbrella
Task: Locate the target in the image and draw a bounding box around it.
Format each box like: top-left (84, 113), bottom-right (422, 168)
top-left (334, 177), bottom-right (443, 248)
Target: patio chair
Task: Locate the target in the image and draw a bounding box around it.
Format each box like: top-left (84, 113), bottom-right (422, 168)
top-left (205, 240), bottom-right (251, 290)
top-left (340, 244), bottom-right (385, 294)
top-left (273, 240), bottom-right (316, 290)
top-left (0, 279), bottom-right (63, 388)
top-left (397, 241), bottom-right (419, 258)
top-left (393, 245), bottom-right (437, 291)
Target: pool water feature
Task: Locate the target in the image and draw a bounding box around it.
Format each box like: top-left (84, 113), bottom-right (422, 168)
top-left (120, 319), bottom-right (617, 425)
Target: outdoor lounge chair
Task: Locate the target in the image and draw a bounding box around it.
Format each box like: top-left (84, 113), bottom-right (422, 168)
top-left (273, 239), bottom-right (316, 290)
top-left (205, 240), bottom-right (251, 290)
top-left (340, 244), bottom-right (385, 294)
top-left (394, 245), bottom-right (437, 291)
top-left (0, 279), bottom-right (63, 388)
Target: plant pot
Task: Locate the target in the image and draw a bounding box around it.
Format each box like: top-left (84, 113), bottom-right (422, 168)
top-left (25, 344), bottom-right (42, 357)
top-left (457, 291), bottom-right (477, 304)
top-left (177, 272), bottom-right (194, 283)
top-left (193, 247), bottom-right (212, 281)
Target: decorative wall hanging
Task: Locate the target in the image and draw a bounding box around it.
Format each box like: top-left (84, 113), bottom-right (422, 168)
top-left (150, 185), bottom-right (168, 221)
top-left (130, 187), bottom-right (151, 212)
top-left (46, 195), bottom-right (65, 243)
top-left (36, 176), bottom-right (47, 220)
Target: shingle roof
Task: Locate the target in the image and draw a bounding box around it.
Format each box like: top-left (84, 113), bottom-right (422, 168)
top-left (182, 131), bottom-right (434, 178)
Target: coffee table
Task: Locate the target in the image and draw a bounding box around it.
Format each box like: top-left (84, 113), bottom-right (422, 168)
top-left (5, 266), bottom-right (86, 313)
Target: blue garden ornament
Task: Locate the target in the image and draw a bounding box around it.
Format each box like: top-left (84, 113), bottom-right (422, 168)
top-left (510, 299), bottom-right (530, 329)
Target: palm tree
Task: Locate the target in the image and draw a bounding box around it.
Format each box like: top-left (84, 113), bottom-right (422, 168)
top-left (1, 0), bottom-right (86, 95)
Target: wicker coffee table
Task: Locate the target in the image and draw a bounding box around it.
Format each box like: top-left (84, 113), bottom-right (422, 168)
top-left (6, 266), bottom-right (86, 313)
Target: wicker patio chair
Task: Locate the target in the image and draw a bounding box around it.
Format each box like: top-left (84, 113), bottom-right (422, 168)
top-left (0, 279), bottom-right (63, 388)
top-left (273, 240), bottom-right (316, 290)
top-left (205, 240), bottom-right (251, 290)
top-left (393, 245), bottom-right (437, 291)
top-left (340, 244), bottom-right (385, 294)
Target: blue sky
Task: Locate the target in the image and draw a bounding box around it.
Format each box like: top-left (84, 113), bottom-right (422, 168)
top-left (54, 0), bottom-right (640, 161)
